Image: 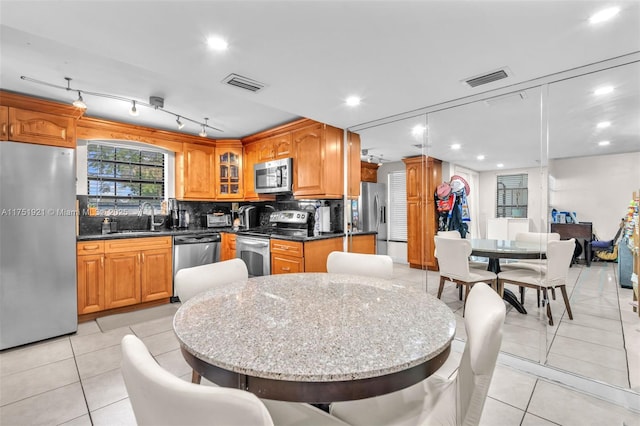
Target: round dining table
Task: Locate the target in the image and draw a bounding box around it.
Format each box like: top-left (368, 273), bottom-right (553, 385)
top-left (470, 239), bottom-right (546, 313)
top-left (173, 272), bottom-right (456, 403)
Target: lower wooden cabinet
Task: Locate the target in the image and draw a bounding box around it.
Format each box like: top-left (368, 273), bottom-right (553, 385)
top-left (221, 232), bottom-right (237, 260)
top-left (348, 234), bottom-right (376, 254)
top-left (271, 237), bottom-right (344, 274)
top-left (77, 237), bottom-right (172, 317)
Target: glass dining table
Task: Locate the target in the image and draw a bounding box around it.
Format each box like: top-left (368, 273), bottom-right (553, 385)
top-left (470, 238), bottom-right (546, 313)
top-left (173, 272), bottom-right (456, 404)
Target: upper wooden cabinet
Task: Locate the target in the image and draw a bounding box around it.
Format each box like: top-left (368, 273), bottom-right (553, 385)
top-left (215, 141), bottom-right (243, 199)
top-left (0, 91), bottom-right (83, 148)
top-left (258, 133), bottom-right (292, 161)
top-left (348, 131), bottom-right (361, 198)
top-left (176, 142), bottom-right (216, 200)
top-left (361, 161), bottom-right (380, 183)
top-left (292, 122), bottom-right (343, 198)
top-left (402, 156), bottom-right (442, 270)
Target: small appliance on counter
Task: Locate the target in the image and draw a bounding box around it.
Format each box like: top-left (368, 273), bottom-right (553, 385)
top-left (168, 198), bottom-right (179, 229)
top-left (178, 210), bottom-right (190, 228)
top-left (238, 205), bottom-right (259, 229)
top-left (206, 213), bottom-right (231, 228)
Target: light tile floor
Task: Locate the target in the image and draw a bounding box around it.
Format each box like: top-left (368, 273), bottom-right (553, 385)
top-left (1, 262), bottom-right (639, 425)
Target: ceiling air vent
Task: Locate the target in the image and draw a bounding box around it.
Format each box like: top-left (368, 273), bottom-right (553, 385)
top-left (463, 67), bottom-right (511, 88)
top-left (222, 73), bottom-right (266, 93)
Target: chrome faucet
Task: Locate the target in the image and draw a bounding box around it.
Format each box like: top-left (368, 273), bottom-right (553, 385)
top-left (139, 202), bottom-right (164, 231)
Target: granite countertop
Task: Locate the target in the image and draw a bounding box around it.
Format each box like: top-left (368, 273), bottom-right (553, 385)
top-left (173, 273), bottom-right (456, 382)
top-left (77, 227), bottom-right (231, 241)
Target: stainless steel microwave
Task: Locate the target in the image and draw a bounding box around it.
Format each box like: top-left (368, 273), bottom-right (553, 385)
top-left (254, 157), bottom-right (292, 194)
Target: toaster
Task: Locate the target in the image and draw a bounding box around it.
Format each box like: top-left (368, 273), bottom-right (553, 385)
top-left (206, 214), bottom-right (231, 228)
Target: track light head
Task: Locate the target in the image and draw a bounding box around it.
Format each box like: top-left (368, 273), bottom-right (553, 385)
top-left (72, 91), bottom-right (87, 109)
top-left (199, 118), bottom-right (209, 137)
top-left (176, 117), bottom-right (185, 129)
top-left (129, 101), bottom-right (139, 116)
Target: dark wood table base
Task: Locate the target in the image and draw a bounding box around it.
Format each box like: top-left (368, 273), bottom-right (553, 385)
top-left (181, 345), bottom-right (451, 403)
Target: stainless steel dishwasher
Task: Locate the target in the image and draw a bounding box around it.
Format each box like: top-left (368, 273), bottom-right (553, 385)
top-left (172, 232), bottom-right (221, 301)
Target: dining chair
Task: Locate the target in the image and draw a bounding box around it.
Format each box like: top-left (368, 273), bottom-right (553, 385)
top-left (497, 238), bottom-right (575, 326)
top-left (500, 232), bottom-right (561, 273)
top-left (326, 251), bottom-right (394, 279)
top-left (330, 282), bottom-right (506, 426)
top-left (121, 335), bottom-right (348, 426)
top-left (174, 258), bottom-right (248, 304)
top-left (434, 236), bottom-right (498, 313)
top-left (436, 230), bottom-right (487, 270)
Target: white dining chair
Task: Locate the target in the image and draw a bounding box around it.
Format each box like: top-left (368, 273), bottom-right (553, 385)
top-left (500, 232), bottom-right (561, 273)
top-left (434, 236), bottom-right (498, 313)
top-left (436, 230), bottom-right (487, 270)
top-left (330, 282), bottom-right (506, 426)
top-left (121, 334), bottom-right (349, 426)
top-left (326, 251), bottom-right (394, 279)
top-left (174, 258), bottom-right (248, 304)
top-left (498, 238), bottom-right (575, 326)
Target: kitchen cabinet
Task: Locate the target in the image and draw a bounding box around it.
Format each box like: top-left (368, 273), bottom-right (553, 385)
top-left (221, 232), bottom-right (237, 261)
top-left (76, 236), bottom-right (172, 318)
top-left (242, 142), bottom-right (276, 201)
top-left (271, 237), bottom-right (343, 274)
top-left (77, 241), bottom-right (106, 314)
top-left (348, 234), bottom-right (376, 254)
top-left (215, 141), bottom-right (243, 199)
top-left (292, 122), bottom-right (343, 198)
top-left (258, 133), bottom-right (292, 161)
top-left (361, 161), bottom-right (379, 183)
top-left (0, 106), bottom-right (7, 141)
top-left (176, 142), bottom-right (216, 200)
top-left (271, 239), bottom-right (304, 274)
top-left (347, 131), bottom-right (361, 198)
top-left (403, 156), bottom-right (442, 270)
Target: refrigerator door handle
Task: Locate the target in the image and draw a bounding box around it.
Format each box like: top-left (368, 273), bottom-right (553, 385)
top-left (374, 194), bottom-right (380, 229)
top-left (381, 205), bottom-right (386, 224)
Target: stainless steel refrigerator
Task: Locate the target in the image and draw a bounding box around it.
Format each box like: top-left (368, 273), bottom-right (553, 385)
top-left (1, 142), bottom-right (77, 349)
top-left (356, 182), bottom-right (388, 255)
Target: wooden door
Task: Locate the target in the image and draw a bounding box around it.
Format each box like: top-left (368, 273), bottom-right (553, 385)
top-left (243, 143), bottom-right (259, 199)
top-left (292, 123), bottom-right (324, 195)
top-left (8, 108), bottom-right (75, 148)
top-left (140, 247), bottom-right (172, 302)
top-left (105, 251), bottom-right (141, 309)
top-left (77, 254), bottom-right (105, 314)
top-left (215, 146), bottom-right (242, 199)
top-left (221, 233), bottom-right (237, 260)
top-left (406, 200), bottom-right (424, 268)
top-left (181, 143), bottom-right (216, 199)
top-left (348, 234), bottom-right (375, 254)
top-left (348, 131), bottom-right (361, 198)
top-left (273, 133), bottom-right (292, 159)
top-left (271, 255), bottom-right (304, 274)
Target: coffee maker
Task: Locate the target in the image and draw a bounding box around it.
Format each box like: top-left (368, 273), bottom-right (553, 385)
top-left (237, 205), bottom-right (258, 230)
top-left (168, 198), bottom-right (179, 229)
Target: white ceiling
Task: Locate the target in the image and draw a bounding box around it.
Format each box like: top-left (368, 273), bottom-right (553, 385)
top-left (1, 1), bottom-right (639, 171)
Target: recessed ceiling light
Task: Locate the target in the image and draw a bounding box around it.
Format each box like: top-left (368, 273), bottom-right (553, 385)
top-left (477, 155), bottom-right (485, 160)
top-left (589, 7), bottom-right (620, 24)
top-left (594, 86), bottom-right (614, 95)
top-left (598, 140), bottom-right (611, 146)
top-left (597, 121), bottom-right (611, 129)
top-left (411, 125), bottom-right (427, 137)
top-left (345, 96), bottom-right (361, 107)
top-left (207, 36), bottom-right (229, 51)
top-left (496, 163), bottom-right (504, 168)
top-left (451, 143), bottom-right (461, 150)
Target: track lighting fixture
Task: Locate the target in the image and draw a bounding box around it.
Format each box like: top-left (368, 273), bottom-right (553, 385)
top-left (21, 76), bottom-right (223, 135)
top-left (199, 118), bottom-right (209, 137)
top-left (129, 100), bottom-right (139, 116)
top-left (72, 91), bottom-right (87, 109)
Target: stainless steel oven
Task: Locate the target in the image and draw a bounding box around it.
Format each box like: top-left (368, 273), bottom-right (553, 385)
top-left (236, 234), bottom-right (271, 277)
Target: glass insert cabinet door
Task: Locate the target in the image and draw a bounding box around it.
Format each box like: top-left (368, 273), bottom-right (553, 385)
top-left (216, 147), bottom-right (242, 198)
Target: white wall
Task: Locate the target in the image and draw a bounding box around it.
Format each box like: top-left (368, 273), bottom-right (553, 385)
top-left (549, 152), bottom-right (640, 239)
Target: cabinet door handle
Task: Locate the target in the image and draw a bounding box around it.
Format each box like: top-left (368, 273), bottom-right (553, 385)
top-left (282, 267), bottom-right (290, 271)
top-left (100, 256), bottom-right (104, 268)
top-left (1, 123), bottom-right (6, 137)
top-left (138, 253), bottom-right (141, 263)
top-left (8, 124), bottom-right (14, 137)
top-left (84, 244), bottom-right (99, 250)
top-left (141, 253), bottom-right (145, 263)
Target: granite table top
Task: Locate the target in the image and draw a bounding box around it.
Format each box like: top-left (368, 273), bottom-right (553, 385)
top-left (173, 273), bottom-right (456, 383)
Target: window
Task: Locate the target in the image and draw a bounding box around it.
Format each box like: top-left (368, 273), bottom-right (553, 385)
top-left (87, 142), bottom-right (166, 213)
top-left (496, 173), bottom-right (528, 218)
top-left (388, 171), bottom-right (407, 241)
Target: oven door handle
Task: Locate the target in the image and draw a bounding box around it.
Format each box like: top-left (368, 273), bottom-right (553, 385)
top-left (240, 240), bottom-right (269, 247)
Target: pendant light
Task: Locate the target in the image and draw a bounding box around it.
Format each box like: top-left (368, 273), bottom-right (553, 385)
top-left (129, 100), bottom-right (139, 116)
top-left (72, 91), bottom-right (87, 109)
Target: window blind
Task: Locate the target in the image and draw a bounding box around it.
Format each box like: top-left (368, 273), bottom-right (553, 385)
top-left (388, 171), bottom-right (407, 241)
